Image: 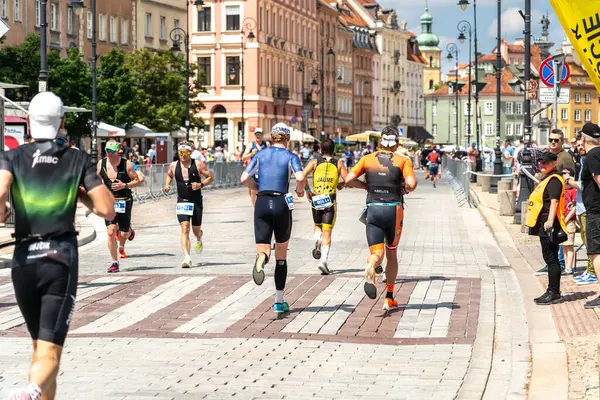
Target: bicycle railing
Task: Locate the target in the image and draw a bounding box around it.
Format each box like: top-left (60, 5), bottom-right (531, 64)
top-left (442, 157), bottom-right (475, 208)
top-left (132, 161), bottom-right (245, 203)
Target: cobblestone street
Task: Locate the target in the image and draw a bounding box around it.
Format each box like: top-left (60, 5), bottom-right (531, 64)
top-left (0, 174), bottom-right (529, 399)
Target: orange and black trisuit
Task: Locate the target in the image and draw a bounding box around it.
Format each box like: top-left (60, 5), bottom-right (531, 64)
top-left (351, 151), bottom-right (416, 254)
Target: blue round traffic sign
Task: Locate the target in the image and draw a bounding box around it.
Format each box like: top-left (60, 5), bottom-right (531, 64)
top-left (539, 56), bottom-right (570, 87)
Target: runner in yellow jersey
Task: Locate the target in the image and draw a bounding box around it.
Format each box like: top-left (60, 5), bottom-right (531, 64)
top-left (303, 139), bottom-right (348, 274)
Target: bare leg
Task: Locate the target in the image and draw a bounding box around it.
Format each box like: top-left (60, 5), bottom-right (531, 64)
top-left (384, 248), bottom-right (399, 285)
top-left (321, 230), bottom-right (332, 247)
top-left (192, 226), bottom-right (202, 241)
top-left (29, 340), bottom-right (63, 400)
top-left (256, 243), bottom-right (271, 261)
top-left (107, 225), bottom-right (118, 262)
top-left (119, 230), bottom-right (129, 248)
top-left (181, 222), bottom-right (191, 257)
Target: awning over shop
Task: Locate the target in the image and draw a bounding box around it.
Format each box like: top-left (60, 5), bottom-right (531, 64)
top-left (5, 116), bottom-right (27, 123)
top-left (345, 131), bottom-right (381, 143)
top-left (290, 129), bottom-right (319, 143)
top-left (97, 122), bottom-right (125, 137)
top-left (407, 126), bottom-right (434, 141)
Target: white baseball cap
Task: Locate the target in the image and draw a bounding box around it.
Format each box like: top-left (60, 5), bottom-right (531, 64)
top-left (29, 92), bottom-right (64, 140)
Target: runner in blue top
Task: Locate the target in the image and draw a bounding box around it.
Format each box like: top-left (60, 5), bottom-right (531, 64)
top-left (242, 128), bottom-right (267, 206)
top-left (241, 123), bottom-right (305, 314)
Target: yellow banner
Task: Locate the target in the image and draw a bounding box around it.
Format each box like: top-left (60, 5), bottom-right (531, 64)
top-left (550, 0), bottom-right (600, 92)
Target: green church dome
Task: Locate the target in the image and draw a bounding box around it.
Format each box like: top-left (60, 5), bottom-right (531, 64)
top-left (417, 5), bottom-right (440, 49)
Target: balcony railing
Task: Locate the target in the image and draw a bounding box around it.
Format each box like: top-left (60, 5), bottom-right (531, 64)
top-left (272, 85), bottom-right (290, 105)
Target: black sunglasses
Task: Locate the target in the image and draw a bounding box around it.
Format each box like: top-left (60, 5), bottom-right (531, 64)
top-left (549, 138), bottom-right (561, 143)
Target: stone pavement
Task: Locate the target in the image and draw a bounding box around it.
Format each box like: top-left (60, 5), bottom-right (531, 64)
top-left (0, 173), bottom-right (529, 399)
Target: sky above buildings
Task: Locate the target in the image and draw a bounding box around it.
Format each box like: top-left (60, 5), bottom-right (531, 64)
top-left (379, 0), bottom-right (566, 74)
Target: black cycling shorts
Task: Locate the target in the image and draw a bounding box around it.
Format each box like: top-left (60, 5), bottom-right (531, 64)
top-left (366, 204), bottom-right (404, 253)
top-left (11, 234), bottom-right (78, 346)
top-left (312, 204), bottom-right (337, 231)
top-left (429, 163), bottom-right (440, 176)
top-left (105, 198), bottom-right (133, 232)
top-left (254, 193), bottom-right (292, 244)
top-left (176, 197), bottom-right (204, 226)
top-left (586, 213), bottom-right (600, 255)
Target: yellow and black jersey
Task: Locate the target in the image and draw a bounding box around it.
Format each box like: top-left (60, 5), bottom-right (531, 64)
top-left (311, 156), bottom-right (340, 197)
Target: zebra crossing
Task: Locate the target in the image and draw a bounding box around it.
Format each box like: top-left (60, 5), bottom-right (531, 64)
top-left (0, 274), bottom-right (480, 345)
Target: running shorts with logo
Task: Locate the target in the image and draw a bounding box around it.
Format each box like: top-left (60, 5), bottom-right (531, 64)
top-left (429, 163), bottom-right (440, 177)
top-left (12, 234), bottom-right (78, 346)
top-left (245, 146), bottom-right (303, 244)
top-left (100, 157), bottom-right (133, 232)
top-left (311, 156), bottom-right (339, 231)
top-left (177, 197), bottom-right (203, 226)
top-left (174, 160), bottom-right (204, 226)
top-left (351, 151), bottom-right (415, 253)
top-left (105, 199), bottom-right (133, 232)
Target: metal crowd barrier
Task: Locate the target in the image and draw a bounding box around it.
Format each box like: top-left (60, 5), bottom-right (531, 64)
top-left (442, 157), bottom-right (475, 208)
top-left (133, 162), bottom-right (245, 203)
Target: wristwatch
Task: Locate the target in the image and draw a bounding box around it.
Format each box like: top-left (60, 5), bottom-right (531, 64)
top-left (124, 183), bottom-right (129, 189)
top-left (200, 183), bottom-right (205, 189)
top-left (565, 178), bottom-right (571, 185)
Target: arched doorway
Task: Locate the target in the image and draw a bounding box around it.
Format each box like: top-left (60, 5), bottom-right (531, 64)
top-left (212, 105), bottom-right (228, 148)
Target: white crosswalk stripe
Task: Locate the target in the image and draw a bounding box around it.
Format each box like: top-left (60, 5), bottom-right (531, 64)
top-left (72, 276), bottom-right (213, 334)
top-left (0, 282), bottom-right (14, 299)
top-left (174, 279), bottom-right (274, 334)
top-left (0, 276), bottom-right (136, 331)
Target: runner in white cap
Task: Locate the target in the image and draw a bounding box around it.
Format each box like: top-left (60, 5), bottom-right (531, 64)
top-left (164, 141), bottom-right (213, 268)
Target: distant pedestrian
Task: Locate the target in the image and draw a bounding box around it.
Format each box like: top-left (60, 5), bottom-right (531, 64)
top-left (548, 129), bottom-right (575, 172)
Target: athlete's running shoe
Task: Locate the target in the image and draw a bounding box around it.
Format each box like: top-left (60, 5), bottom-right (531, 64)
top-left (577, 273), bottom-right (598, 285)
top-left (382, 298), bottom-right (399, 311)
top-left (118, 246), bottom-right (127, 259)
top-left (274, 301), bottom-right (290, 313)
top-left (195, 239), bottom-right (203, 254)
top-left (253, 252), bottom-right (268, 286)
top-left (8, 389), bottom-right (33, 400)
top-left (107, 262), bottom-right (119, 273)
top-left (312, 240), bottom-right (322, 259)
top-left (128, 228), bottom-right (135, 241)
top-left (433, 181), bottom-right (437, 188)
top-left (181, 259), bottom-right (192, 269)
top-left (363, 264), bottom-right (377, 299)
top-left (317, 261), bottom-right (332, 275)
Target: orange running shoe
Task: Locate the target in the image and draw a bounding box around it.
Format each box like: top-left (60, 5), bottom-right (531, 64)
top-left (115, 230), bottom-right (120, 241)
top-left (382, 298), bottom-right (399, 311)
top-left (118, 246), bottom-right (127, 259)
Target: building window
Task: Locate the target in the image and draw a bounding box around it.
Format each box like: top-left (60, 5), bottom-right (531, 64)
top-left (433, 124), bottom-right (438, 136)
top-left (226, 5), bottom-right (240, 31)
top-left (585, 93), bottom-right (591, 103)
top-left (50, 3), bottom-right (57, 30)
top-left (561, 108), bottom-right (567, 120)
top-left (515, 102), bottom-right (523, 115)
top-left (174, 18), bottom-right (179, 29)
top-left (515, 123), bottom-right (523, 136)
top-left (145, 13), bottom-right (152, 37)
top-left (109, 16), bottom-right (116, 43)
top-left (67, 7), bottom-right (73, 34)
top-left (197, 57), bottom-right (211, 86)
top-left (575, 109), bottom-right (581, 121)
top-left (1, 0), bottom-right (7, 19)
top-left (226, 56), bottom-right (240, 85)
top-left (585, 109), bottom-right (591, 121)
top-left (575, 93), bottom-right (581, 103)
top-left (432, 103), bottom-right (437, 116)
top-left (86, 11), bottom-right (92, 39)
top-left (99, 14), bottom-right (106, 41)
top-left (485, 102), bottom-right (493, 115)
top-left (505, 123), bottom-right (513, 136)
top-left (259, 7), bottom-right (262, 31)
top-left (13, 0), bottom-right (19, 21)
top-left (485, 122), bottom-right (494, 136)
top-left (160, 16), bottom-right (166, 40)
top-left (197, 7), bottom-right (210, 31)
top-left (121, 18), bottom-right (128, 44)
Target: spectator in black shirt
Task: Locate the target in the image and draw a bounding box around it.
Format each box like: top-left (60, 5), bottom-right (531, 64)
top-left (577, 123), bottom-right (600, 308)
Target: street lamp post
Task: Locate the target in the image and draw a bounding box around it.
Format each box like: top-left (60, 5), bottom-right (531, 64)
top-left (457, 21), bottom-right (472, 148)
top-left (446, 43), bottom-right (460, 146)
top-left (492, 0), bottom-right (503, 184)
top-left (240, 17), bottom-right (256, 145)
top-left (70, 0), bottom-right (97, 162)
top-left (319, 37), bottom-right (335, 139)
top-left (38, 0), bottom-right (49, 92)
top-left (458, 0), bottom-right (482, 171)
top-left (359, 80), bottom-right (370, 136)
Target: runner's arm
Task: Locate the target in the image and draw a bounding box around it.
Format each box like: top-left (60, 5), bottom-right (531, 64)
top-left (302, 159), bottom-right (316, 191)
top-left (80, 157), bottom-right (115, 220)
top-left (164, 162), bottom-right (176, 192)
top-left (242, 145), bottom-right (255, 162)
top-left (0, 169), bottom-right (13, 223)
top-left (402, 158), bottom-right (418, 193)
top-left (290, 154), bottom-right (305, 197)
top-left (196, 160), bottom-right (214, 187)
top-left (123, 160), bottom-right (140, 189)
top-left (240, 156), bottom-right (259, 190)
top-left (337, 159), bottom-right (348, 190)
top-left (344, 157), bottom-right (368, 190)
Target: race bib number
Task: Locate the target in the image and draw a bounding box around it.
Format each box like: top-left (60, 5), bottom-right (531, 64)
top-left (284, 193), bottom-right (294, 210)
top-left (359, 206), bottom-right (368, 225)
top-left (176, 202), bottom-right (194, 216)
top-left (312, 194), bottom-right (333, 210)
top-left (114, 200), bottom-right (126, 214)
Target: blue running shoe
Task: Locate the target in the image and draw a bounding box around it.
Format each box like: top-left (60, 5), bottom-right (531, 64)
top-left (574, 271), bottom-right (589, 282)
top-left (274, 301), bottom-right (290, 313)
top-left (576, 274), bottom-right (598, 285)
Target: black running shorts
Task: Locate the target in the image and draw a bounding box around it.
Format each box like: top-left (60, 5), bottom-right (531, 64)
top-left (586, 213), bottom-right (600, 255)
top-left (366, 204), bottom-right (404, 253)
top-left (11, 234), bottom-right (79, 346)
top-left (254, 193), bottom-right (292, 244)
top-left (105, 198), bottom-right (133, 232)
top-left (311, 204), bottom-right (337, 231)
top-left (176, 197), bottom-right (204, 227)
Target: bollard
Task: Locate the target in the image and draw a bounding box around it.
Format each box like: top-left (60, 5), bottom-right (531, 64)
top-left (479, 175), bottom-right (492, 192)
top-left (498, 179), bottom-right (513, 192)
top-left (520, 201), bottom-right (530, 233)
top-left (498, 190), bottom-right (516, 216)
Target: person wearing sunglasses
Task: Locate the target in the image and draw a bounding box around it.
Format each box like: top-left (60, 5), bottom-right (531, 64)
top-left (548, 129), bottom-right (575, 173)
top-left (164, 141), bottom-right (213, 268)
top-left (98, 139), bottom-right (141, 273)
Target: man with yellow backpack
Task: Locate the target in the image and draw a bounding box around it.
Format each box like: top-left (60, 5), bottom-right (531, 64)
top-left (303, 139), bottom-right (348, 275)
top-left (526, 151), bottom-right (568, 305)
